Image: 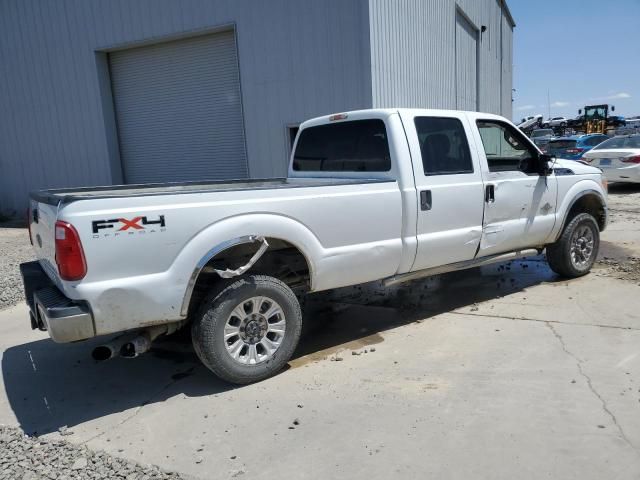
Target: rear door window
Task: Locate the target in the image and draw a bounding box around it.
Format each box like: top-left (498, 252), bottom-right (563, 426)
top-left (293, 119), bottom-right (391, 172)
top-left (414, 117), bottom-right (473, 175)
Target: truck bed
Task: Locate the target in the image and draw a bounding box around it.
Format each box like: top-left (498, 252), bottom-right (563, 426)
top-left (31, 177), bottom-right (393, 205)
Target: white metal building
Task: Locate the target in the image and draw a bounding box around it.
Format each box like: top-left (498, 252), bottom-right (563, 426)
top-left (0, 0), bottom-right (514, 215)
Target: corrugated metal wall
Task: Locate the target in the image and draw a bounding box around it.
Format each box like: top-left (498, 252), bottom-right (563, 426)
top-left (0, 0), bottom-right (512, 215)
top-left (501, 8), bottom-right (514, 117)
top-left (369, 0), bottom-right (456, 110)
top-left (369, 0), bottom-right (514, 116)
top-left (0, 0), bottom-right (372, 214)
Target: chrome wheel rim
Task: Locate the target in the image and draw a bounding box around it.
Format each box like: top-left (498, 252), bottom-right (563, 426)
top-left (570, 225), bottom-right (595, 269)
top-left (224, 296), bottom-right (286, 365)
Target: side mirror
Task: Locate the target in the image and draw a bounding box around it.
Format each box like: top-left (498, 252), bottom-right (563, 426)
top-left (578, 109), bottom-right (582, 115)
top-left (612, 105), bottom-right (616, 112)
top-left (538, 154), bottom-right (553, 176)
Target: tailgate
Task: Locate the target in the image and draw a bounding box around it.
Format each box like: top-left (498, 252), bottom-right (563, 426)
top-left (29, 199), bottom-right (60, 284)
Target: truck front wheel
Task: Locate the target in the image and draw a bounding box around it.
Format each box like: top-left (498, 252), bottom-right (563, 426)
top-left (192, 274), bottom-right (302, 384)
top-left (546, 213), bottom-right (600, 278)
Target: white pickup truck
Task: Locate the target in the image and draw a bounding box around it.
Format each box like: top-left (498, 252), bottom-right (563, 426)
top-left (21, 108), bottom-right (608, 384)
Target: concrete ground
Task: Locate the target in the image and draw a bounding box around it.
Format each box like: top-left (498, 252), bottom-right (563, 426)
top-left (2, 184), bottom-right (640, 479)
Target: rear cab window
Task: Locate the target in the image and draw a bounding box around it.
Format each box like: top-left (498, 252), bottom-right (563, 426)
top-left (549, 140), bottom-right (577, 149)
top-left (293, 119), bottom-right (391, 172)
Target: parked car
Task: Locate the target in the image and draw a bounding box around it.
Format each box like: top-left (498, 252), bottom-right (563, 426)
top-left (543, 134), bottom-right (609, 160)
top-left (21, 108), bottom-right (608, 384)
top-left (582, 134), bottom-right (640, 183)
top-left (616, 118), bottom-right (640, 136)
top-left (567, 115), bottom-right (585, 129)
top-left (607, 115), bottom-right (626, 128)
top-left (543, 117), bottom-right (568, 128)
top-left (530, 128), bottom-right (555, 148)
top-left (518, 114), bottom-right (543, 130)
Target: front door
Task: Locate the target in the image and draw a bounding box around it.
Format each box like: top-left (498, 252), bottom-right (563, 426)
top-left (472, 119), bottom-right (558, 256)
top-left (400, 111), bottom-right (486, 271)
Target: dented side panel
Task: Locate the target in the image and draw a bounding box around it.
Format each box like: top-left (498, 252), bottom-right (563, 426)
top-left (478, 172), bottom-right (558, 255)
top-left (58, 181), bottom-right (404, 336)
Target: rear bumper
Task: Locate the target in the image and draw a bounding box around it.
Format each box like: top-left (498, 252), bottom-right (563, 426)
top-left (601, 166), bottom-right (640, 183)
top-left (20, 261), bottom-right (95, 343)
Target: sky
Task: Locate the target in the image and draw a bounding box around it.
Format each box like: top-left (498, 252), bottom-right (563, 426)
top-left (509, 0), bottom-right (640, 121)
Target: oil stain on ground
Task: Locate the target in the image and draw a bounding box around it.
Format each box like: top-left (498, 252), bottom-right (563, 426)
top-left (290, 255), bottom-right (555, 368)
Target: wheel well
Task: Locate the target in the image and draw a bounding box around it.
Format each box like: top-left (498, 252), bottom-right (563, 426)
top-left (186, 238), bottom-right (311, 317)
top-left (566, 193), bottom-right (606, 231)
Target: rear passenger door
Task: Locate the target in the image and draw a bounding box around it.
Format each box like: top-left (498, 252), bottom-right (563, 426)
top-left (400, 111), bottom-right (485, 271)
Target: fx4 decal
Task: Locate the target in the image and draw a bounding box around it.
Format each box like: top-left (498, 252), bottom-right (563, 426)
top-left (92, 215), bottom-right (166, 238)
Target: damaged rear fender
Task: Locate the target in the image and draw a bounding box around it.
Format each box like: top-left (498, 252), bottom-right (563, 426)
top-left (176, 213), bottom-right (322, 316)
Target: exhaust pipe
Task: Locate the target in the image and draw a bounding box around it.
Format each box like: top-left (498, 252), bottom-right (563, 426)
top-left (91, 322), bottom-right (183, 361)
top-left (91, 334), bottom-right (133, 361)
top-left (120, 323), bottom-right (184, 359)
top-left (92, 344), bottom-right (118, 361)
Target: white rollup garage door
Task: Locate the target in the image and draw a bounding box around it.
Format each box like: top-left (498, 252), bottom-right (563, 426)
top-left (109, 31), bottom-right (248, 184)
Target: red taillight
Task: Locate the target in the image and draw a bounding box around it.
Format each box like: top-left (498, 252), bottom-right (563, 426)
top-left (566, 148), bottom-right (585, 154)
top-left (27, 207), bottom-right (33, 245)
top-left (55, 221), bottom-right (87, 281)
top-left (622, 155), bottom-right (640, 164)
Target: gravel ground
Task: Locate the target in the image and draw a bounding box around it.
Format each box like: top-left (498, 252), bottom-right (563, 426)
top-left (0, 225), bottom-right (34, 310)
top-left (598, 255), bottom-right (640, 283)
top-left (0, 425), bottom-right (187, 480)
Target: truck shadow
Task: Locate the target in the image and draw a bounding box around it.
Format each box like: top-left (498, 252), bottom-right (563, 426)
top-left (2, 256), bottom-right (556, 436)
top-left (608, 183), bottom-right (640, 194)
top-left (296, 255), bottom-right (555, 359)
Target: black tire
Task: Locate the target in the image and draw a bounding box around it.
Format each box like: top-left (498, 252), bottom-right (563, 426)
top-left (192, 274), bottom-right (302, 384)
top-left (546, 213), bottom-right (599, 278)
top-left (542, 123), bottom-right (549, 128)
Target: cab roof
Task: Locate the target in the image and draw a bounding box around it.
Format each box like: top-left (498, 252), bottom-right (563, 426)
top-left (300, 108), bottom-right (508, 130)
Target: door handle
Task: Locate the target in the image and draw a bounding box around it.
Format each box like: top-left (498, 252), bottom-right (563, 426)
top-left (420, 190), bottom-right (432, 211)
top-left (485, 185), bottom-right (495, 203)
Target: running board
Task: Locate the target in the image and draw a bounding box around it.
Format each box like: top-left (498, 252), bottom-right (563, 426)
top-left (382, 248), bottom-right (541, 287)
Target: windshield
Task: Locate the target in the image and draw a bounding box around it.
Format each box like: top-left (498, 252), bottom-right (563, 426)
top-left (585, 106), bottom-right (607, 120)
top-left (593, 136), bottom-right (640, 150)
top-left (531, 129), bottom-right (553, 137)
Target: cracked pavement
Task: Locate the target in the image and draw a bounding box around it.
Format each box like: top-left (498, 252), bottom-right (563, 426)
top-left (545, 321), bottom-right (637, 453)
top-left (1, 184), bottom-right (640, 479)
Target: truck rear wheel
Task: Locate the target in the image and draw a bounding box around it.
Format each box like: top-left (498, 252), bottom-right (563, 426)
top-left (191, 274), bottom-right (302, 384)
top-left (546, 213), bottom-right (599, 278)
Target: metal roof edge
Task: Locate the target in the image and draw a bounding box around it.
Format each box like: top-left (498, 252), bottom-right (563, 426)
top-left (501, 0), bottom-right (516, 28)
